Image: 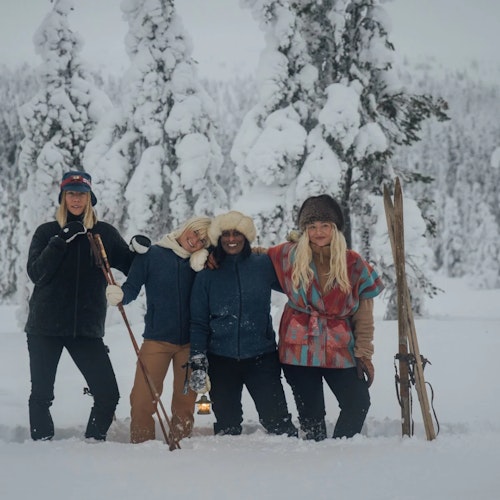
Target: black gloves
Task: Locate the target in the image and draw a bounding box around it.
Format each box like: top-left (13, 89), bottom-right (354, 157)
top-left (129, 235), bottom-right (151, 254)
top-left (58, 221), bottom-right (87, 243)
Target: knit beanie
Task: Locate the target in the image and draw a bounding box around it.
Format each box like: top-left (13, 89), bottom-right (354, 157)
top-left (297, 195), bottom-right (344, 231)
top-left (208, 211), bottom-right (257, 245)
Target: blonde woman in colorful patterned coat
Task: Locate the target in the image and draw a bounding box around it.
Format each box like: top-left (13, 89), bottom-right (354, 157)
top-left (266, 195), bottom-right (384, 441)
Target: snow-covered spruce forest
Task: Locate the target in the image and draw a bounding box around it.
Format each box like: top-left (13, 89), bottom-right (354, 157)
top-left (1, 0), bottom-right (499, 317)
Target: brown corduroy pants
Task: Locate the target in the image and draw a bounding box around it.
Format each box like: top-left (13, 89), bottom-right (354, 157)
top-left (129, 340), bottom-right (196, 444)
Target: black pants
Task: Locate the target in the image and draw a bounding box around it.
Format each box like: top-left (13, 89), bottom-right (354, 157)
top-left (27, 335), bottom-right (120, 441)
top-left (207, 351), bottom-right (297, 436)
top-left (282, 364), bottom-right (370, 440)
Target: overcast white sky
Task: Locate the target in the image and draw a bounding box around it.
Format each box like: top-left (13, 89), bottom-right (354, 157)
top-left (0, 0), bottom-right (499, 79)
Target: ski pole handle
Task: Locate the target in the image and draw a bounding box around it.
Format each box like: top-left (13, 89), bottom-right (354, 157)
top-left (94, 234), bottom-right (117, 285)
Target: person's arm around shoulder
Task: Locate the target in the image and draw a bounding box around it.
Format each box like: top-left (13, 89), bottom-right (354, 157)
top-left (251, 246), bottom-right (268, 255)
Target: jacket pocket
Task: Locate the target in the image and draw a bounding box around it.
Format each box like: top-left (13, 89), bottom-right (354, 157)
top-left (284, 315), bottom-right (309, 345)
top-left (324, 322), bottom-right (352, 350)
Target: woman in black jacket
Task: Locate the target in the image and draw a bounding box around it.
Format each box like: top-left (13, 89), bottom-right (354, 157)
top-left (25, 170), bottom-right (146, 441)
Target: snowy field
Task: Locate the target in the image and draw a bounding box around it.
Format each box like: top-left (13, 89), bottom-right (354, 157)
top-left (1, 274), bottom-right (499, 500)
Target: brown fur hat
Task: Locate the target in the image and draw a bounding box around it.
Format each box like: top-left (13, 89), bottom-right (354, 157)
top-left (297, 195), bottom-right (345, 231)
top-left (208, 211), bottom-right (257, 245)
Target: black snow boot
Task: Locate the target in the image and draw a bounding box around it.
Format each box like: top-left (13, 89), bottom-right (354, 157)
top-left (300, 418), bottom-right (327, 441)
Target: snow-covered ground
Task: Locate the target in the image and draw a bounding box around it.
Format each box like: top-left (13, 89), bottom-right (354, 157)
top-left (1, 274), bottom-right (499, 499)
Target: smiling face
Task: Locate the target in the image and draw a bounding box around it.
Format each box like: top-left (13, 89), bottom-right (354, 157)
top-left (65, 191), bottom-right (89, 217)
top-left (306, 221), bottom-right (334, 247)
top-left (177, 228), bottom-right (207, 254)
top-left (220, 229), bottom-right (246, 255)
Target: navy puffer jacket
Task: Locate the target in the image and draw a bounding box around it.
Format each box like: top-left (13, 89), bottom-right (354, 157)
top-left (190, 252), bottom-right (281, 359)
top-left (25, 218), bottom-right (133, 338)
top-left (121, 245), bottom-right (196, 345)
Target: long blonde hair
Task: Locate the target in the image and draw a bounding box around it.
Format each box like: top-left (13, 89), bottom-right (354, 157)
top-left (56, 192), bottom-right (97, 229)
top-left (291, 223), bottom-right (351, 294)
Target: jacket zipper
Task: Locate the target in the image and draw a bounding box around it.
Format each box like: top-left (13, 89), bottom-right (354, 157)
top-left (73, 240), bottom-right (81, 337)
top-left (236, 262), bottom-right (242, 359)
top-left (177, 259), bottom-right (182, 344)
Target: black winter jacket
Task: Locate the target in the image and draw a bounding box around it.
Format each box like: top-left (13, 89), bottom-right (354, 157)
top-left (25, 218), bottom-right (134, 338)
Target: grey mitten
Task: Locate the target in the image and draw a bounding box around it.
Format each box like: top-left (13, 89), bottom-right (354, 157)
top-left (189, 354), bottom-right (211, 394)
top-left (59, 221), bottom-right (87, 243)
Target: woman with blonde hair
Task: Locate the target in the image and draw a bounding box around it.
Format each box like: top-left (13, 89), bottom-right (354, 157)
top-left (106, 215), bottom-right (212, 443)
top-left (25, 170), bottom-right (146, 441)
top-left (267, 195), bottom-right (384, 441)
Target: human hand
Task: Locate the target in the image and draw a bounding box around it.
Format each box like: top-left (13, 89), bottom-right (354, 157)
top-left (251, 246), bottom-right (268, 255)
top-left (58, 221), bottom-right (87, 243)
top-left (106, 284), bottom-right (124, 306)
top-left (356, 356), bottom-right (374, 387)
top-left (205, 252), bottom-right (218, 270)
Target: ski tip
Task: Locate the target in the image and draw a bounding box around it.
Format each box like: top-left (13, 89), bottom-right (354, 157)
top-left (395, 176), bottom-right (402, 194)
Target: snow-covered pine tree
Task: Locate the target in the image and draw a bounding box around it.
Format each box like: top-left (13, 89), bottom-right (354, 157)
top-left (84, 0), bottom-right (227, 237)
top-left (463, 182), bottom-right (500, 289)
top-left (16, 0), bottom-right (113, 319)
top-left (0, 102), bottom-right (18, 301)
top-left (439, 196), bottom-right (464, 277)
top-left (202, 75), bottom-right (258, 205)
top-left (393, 60), bottom-right (500, 289)
top-left (233, 0), bottom-right (447, 314)
top-left (231, 0), bottom-right (312, 243)
top-left (0, 64), bottom-right (39, 302)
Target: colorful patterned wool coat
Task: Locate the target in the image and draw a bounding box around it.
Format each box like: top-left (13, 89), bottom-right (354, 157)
top-left (267, 242), bottom-right (384, 368)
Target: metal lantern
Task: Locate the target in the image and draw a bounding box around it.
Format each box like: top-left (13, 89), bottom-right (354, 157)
top-left (195, 394), bottom-right (212, 415)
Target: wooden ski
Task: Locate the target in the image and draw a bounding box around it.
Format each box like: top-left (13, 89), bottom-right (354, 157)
top-left (383, 181), bottom-right (411, 437)
top-left (383, 177), bottom-right (436, 441)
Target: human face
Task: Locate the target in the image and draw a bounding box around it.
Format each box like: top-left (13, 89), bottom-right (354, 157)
top-left (307, 221), bottom-right (334, 247)
top-left (177, 228), bottom-right (207, 254)
top-left (220, 229), bottom-right (245, 255)
top-left (65, 191), bottom-right (89, 216)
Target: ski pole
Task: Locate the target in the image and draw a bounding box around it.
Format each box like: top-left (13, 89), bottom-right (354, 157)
top-left (88, 233), bottom-right (181, 450)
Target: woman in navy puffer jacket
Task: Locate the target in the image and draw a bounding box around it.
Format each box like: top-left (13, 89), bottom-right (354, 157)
top-left (189, 211), bottom-right (297, 437)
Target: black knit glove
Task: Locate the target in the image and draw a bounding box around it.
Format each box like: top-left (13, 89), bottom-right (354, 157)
top-left (59, 221), bottom-right (87, 243)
